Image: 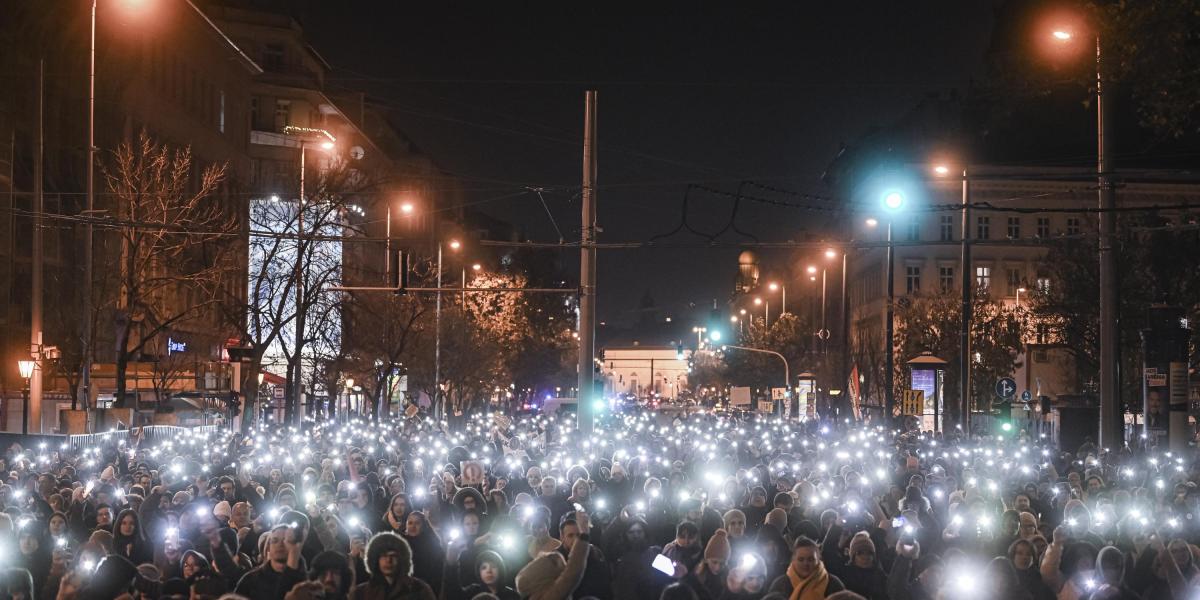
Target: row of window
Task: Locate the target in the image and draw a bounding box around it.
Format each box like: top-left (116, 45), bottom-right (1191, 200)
top-left (915, 215), bottom-right (1084, 242)
top-left (904, 265), bottom-right (1050, 296)
top-left (144, 38), bottom-right (229, 135)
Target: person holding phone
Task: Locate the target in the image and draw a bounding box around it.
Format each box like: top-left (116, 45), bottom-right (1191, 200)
top-left (515, 510), bottom-right (592, 600)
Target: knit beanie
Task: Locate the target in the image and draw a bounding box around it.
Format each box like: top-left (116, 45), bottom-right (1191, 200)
top-left (704, 529), bottom-right (732, 560)
top-left (765, 508), bottom-right (788, 531)
top-left (849, 531), bottom-right (875, 556)
top-left (213, 501), bottom-right (232, 519)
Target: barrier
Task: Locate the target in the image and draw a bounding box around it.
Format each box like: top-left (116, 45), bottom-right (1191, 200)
top-left (64, 424), bottom-right (222, 451)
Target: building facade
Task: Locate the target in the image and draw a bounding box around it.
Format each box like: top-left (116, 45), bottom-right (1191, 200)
top-left (601, 346), bottom-right (690, 401)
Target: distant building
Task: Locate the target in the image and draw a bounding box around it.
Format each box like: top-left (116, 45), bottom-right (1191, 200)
top-left (601, 345), bottom-right (690, 400)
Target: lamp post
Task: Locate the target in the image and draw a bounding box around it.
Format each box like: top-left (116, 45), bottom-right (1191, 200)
top-left (754, 297), bottom-right (768, 326)
top-left (882, 189), bottom-right (905, 423)
top-left (18, 360), bottom-right (34, 434)
top-left (283, 127), bottom-right (335, 425)
top-left (768, 282), bottom-right (786, 316)
top-left (935, 163), bottom-right (973, 436)
top-left (1050, 25), bottom-right (1118, 448)
top-left (435, 239), bottom-right (462, 422)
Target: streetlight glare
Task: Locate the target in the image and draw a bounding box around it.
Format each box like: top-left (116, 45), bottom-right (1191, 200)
top-left (320, 141), bottom-right (334, 151)
top-left (472, 263), bottom-right (482, 271)
top-left (883, 190), bottom-right (905, 210)
top-left (824, 248), bottom-right (837, 259)
top-left (865, 218), bottom-right (879, 227)
top-left (400, 203), bottom-right (415, 214)
top-left (709, 330), bottom-right (722, 342)
top-left (1052, 30), bottom-right (1072, 41)
top-left (729, 316), bottom-right (738, 323)
top-left (933, 164), bottom-right (951, 176)
top-left (448, 239), bottom-right (461, 250)
top-left (753, 297), bottom-right (763, 306)
top-left (768, 282), bottom-right (778, 291)
top-left (806, 265), bottom-right (817, 275)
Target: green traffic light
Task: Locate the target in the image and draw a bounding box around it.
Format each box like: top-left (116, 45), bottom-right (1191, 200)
top-left (709, 330), bottom-right (722, 342)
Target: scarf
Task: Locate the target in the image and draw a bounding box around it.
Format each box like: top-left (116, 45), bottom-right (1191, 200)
top-left (787, 561), bottom-right (830, 600)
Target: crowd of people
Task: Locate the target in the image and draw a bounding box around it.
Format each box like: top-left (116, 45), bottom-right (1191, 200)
top-left (0, 407), bottom-right (1197, 600)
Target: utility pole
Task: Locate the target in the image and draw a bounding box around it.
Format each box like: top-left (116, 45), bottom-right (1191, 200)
top-left (960, 169), bottom-right (972, 436)
top-left (82, 0), bottom-right (97, 418)
top-left (1096, 35), bottom-right (1119, 449)
top-left (31, 61), bottom-right (44, 433)
top-left (577, 90), bottom-right (598, 434)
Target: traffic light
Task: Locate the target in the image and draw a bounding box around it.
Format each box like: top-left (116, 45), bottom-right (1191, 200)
top-left (391, 251), bottom-right (410, 295)
top-left (706, 308), bottom-right (726, 343)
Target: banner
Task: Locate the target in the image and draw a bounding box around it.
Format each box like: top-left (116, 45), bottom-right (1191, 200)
top-left (848, 364), bottom-right (861, 420)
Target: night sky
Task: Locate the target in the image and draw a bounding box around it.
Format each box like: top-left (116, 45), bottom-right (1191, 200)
top-left (299, 2), bottom-right (998, 327)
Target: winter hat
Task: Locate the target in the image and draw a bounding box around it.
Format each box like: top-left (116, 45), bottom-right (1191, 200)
top-left (309, 550), bottom-right (354, 597)
top-left (849, 531), bottom-right (875, 556)
top-left (516, 552), bottom-right (567, 599)
top-left (136, 564), bottom-right (161, 583)
top-left (171, 491), bottom-right (192, 505)
top-left (213, 501), bottom-right (232, 519)
top-left (100, 466), bottom-right (116, 482)
top-left (765, 508), bottom-right (788, 531)
top-left (705, 529), bottom-right (732, 560)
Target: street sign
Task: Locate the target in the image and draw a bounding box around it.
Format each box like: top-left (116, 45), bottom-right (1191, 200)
top-left (1020, 390), bottom-right (1032, 402)
top-left (771, 388), bottom-right (787, 400)
top-left (995, 377), bottom-right (1017, 399)
top-left (757, 401), bottom-right (774, 413)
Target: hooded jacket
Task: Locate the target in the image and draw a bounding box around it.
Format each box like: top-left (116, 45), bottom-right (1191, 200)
top-left (351, 532), bottom-right (435, 600)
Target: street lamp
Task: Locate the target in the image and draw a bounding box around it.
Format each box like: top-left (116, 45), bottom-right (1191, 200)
top-left (768, 281), bottom-right (786, 315)
top-left (1047, 19), bottom-right (1118, 448)
top-left (435, 238), bottom-right (461, 421)
top-left (881, 188), bottom-right (906, 423)
top-left (753, 297), bottom-right (769, 326)
top-left (1016, 286), bottom-right (1027, 307)
top-left (933, 161), bottom-right (973, 435)
top-left (283, 127), bottom-right (336, 425)
top-left (18, 360), bottom-right (35, 434)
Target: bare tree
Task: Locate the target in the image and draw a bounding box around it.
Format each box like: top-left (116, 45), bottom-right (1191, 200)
top-left (100, 132), bottom-right (238, 408)
top-left (218, 161), bottom-right (365, 429)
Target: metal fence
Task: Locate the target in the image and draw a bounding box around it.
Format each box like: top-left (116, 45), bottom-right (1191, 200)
top-left (65, 425), bottom-right (221, 452)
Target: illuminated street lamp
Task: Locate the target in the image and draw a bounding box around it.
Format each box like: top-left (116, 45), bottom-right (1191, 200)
top-left (768, 281), bottom-right (786, 315)
top-left (18, 360), bottom-right (35, 434)
top-left (1046, 18), bottom-right (1118, 448)
top-left (881, 187), bottom-right (906, 422)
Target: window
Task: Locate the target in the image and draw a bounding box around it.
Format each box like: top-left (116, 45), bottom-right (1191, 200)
top-left (263, 43), bottom-right (285, 72)
top-left (939, 266), bottom-right (954, 291)
top-left (906, 220), bottom-right (920, 242)
top-left (977, 216), bottom-right (990, 240)
top-left (218, 90), bottom-right (225, 133)
top-left (1007, 217), bottom-right (1021, 239)
top-left (1036, 276), bottom-right (1050, 294)
top-left (976, 266), bottom-right (991, 290)
top-left (1036, 217), bottom-right (1050, 238)
top-left (1066, 217), bottom-right (1080, 236)
top-left (940, 215), bottom-right (953, 241)
top-left (274, 99), bottom-right (290, 132)
top-left (1007, 268), bottom-right (1022, 296)
top-left (906, 266), bottom-right (921, 294)
top-left (250, 97), bottom-right (259, 131)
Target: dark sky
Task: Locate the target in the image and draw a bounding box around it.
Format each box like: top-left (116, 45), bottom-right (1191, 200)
top-left (300, 2), bottom-right (998, 326)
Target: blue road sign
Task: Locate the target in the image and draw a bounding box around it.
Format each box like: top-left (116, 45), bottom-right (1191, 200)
top-left (996, 377), bottom-right (1017, 399)
top-left (1020, 390), bottom-right (1032, 402)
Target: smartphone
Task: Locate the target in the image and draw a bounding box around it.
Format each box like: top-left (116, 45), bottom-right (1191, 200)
top-left (892, 517), bottom-right (905, 528)
top-left (651, 554), bottom-right (675, 576)
top-left (573, 503), bottom-right (584, 512)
